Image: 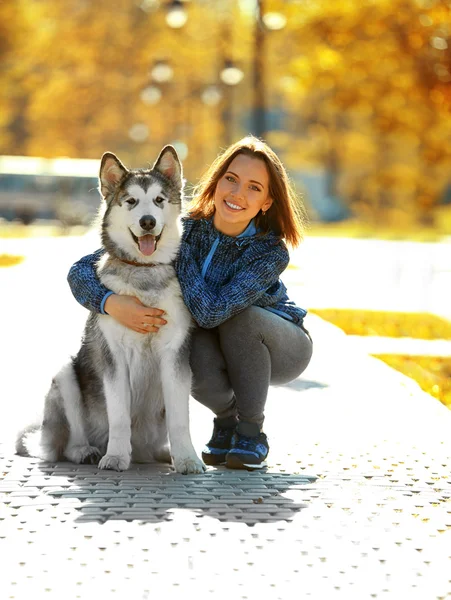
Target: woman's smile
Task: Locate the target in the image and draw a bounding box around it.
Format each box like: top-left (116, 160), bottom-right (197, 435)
top-left (224, 199), bottom-right (244, 211)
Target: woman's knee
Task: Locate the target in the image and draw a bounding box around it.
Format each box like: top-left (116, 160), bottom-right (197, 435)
top-left (271, 328), bottom-right (313, 385)
top-left (298, 330), bottom-right (313, 373)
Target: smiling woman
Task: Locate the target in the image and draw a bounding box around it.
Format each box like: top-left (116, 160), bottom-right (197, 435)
top-left (67, 135), bottom-right (312, 471)
top-left (188, 136), bottom-right (306, 247)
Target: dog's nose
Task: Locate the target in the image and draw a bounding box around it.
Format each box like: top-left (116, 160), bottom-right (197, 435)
top-left (139, 215), bottom-right (156, 231)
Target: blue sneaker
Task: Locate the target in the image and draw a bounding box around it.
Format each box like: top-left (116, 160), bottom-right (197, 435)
top-left (202, 417), bottom-right (237, 466)
top-left (226, 422), bottom-right (269, 470)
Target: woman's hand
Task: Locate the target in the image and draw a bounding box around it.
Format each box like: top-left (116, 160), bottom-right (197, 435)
top-left (104, 295), bottom-right (167, 334)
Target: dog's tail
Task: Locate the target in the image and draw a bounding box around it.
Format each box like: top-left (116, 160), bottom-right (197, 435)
top-left (15, 376), bottom-right (69, 462)
top-left (15, 419), bottom-right (64, 462)
top-left (15, 423), bottom-right (43, 457)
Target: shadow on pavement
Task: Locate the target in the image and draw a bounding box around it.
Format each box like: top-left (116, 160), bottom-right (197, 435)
top-left (278, 379), bottom-right (329, 392)
top-left (14, 459), bottom-right (318, 527)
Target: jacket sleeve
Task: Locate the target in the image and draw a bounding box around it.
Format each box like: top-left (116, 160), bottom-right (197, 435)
top-left (67, 249), bottom-right (113, 314)
top-left (176, 242), bottom-right (289, 329)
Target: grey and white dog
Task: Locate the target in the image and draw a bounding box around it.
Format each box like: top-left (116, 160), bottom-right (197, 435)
top-left (16, 146), bottom-right (205, 474)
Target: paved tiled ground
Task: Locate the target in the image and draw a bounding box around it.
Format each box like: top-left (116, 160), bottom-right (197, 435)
top-left (1, 315), bottom-right (451, 599)
top-left (1, 453), bottom-right (449, 600)
top-left (1, 237), bottom-right (451, 599)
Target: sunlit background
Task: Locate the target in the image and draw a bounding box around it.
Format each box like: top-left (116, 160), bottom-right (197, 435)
top-left (1, 0), bottom-right (451, 230)
top-left (0, 0), bottom-right (450, 408)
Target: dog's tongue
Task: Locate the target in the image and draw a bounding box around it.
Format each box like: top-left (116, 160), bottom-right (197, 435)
top-left (138, 235), bottom-right (156, 256)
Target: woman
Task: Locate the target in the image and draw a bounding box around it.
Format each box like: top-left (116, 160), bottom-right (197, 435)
top-left (68, 136), bottom-right (313, 470)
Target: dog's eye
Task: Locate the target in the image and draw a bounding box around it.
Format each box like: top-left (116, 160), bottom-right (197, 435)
top-left (126, 198), bottom-right (136, 206)
top-left (155, 196), bottom-right (164, 204)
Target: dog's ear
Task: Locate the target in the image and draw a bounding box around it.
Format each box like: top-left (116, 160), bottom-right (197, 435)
top-left (153, 146), bottom-right (183, 188)
top-left (99, 153), bottom-right (128, 199)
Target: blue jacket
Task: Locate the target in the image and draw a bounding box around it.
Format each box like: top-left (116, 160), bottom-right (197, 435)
top-left (67, 217), bottom-right (307, 329)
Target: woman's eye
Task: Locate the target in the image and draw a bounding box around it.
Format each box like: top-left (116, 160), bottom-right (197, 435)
top-left (250, 185), bottom-right (261, 192)
top-left (126, 198), bottom-right (136, 205)
top-left (155, 196), bottom-right (164, 204)
top-left (225, 175), bottom-right (236, 183)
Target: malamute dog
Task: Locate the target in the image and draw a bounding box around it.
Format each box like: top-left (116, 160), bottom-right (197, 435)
top-left (17, 146), bottom-right (205, 474)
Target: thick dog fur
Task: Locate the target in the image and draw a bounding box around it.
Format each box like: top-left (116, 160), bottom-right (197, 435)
top-left (16, 146), bottom-right (205, 474)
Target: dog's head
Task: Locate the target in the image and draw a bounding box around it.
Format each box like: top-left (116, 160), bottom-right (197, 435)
top-left (99, 146), bottom-right (183, 264)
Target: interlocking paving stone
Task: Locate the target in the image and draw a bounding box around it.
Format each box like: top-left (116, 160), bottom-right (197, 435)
top-left (2, 438), bottom-right (451, 600)
top-left (2, 307), bottom-right (451, 598)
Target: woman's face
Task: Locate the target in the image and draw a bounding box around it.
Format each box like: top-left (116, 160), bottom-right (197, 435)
top-left (213, 154), bottom-right (273, 237)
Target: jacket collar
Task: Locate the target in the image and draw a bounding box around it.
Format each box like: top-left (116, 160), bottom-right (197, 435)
top-left (196, 216), bottom-right (280, 245)
top-left (237, 220), bottom-right (257, 238)
top-left (204, 217), bottom-right (258, 239)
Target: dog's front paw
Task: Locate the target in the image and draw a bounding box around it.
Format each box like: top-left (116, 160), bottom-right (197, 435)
top-left (173, 454), bottom-right (206, 475)
top-left (98, 454), bottom-right (130, 471)
top-left (65, 445), bottom-right (101, 465)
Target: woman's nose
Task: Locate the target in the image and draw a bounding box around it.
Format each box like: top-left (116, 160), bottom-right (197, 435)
top-left (232, 184), bottom-right (245, 199)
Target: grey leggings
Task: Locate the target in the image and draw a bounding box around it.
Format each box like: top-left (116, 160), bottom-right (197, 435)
top-left (189, 306), bottom-right (313, 429)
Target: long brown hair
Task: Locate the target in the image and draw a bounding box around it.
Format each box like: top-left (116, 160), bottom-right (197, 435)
top-left (186, 136), bottom-right (307, 247)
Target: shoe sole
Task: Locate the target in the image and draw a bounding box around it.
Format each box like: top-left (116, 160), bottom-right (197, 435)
top-left (226, 454), bottom-right (267, 470)
top-left (242, 461), bottom-right (267, 470)
top-left (202, 453), bottom-right (227, 466)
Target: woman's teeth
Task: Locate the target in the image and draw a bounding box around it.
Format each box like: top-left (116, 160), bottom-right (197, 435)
top-left (225, 200), bottom-right (243, 210)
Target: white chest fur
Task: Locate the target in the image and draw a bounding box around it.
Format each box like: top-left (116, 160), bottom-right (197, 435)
top-left (97, 260), bottom-right (192, 354)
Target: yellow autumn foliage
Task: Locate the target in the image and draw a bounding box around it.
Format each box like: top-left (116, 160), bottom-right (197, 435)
top-left (309, 309), bottom-right (451, 340)
top-left (310, 307), bottom-right (451, 410)
top-left (0, 254), bottom-right (24, 267)
top-left (375, 355), bottom-right (451, 408)
top-left (0, 0), bottom-right (450, 225)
